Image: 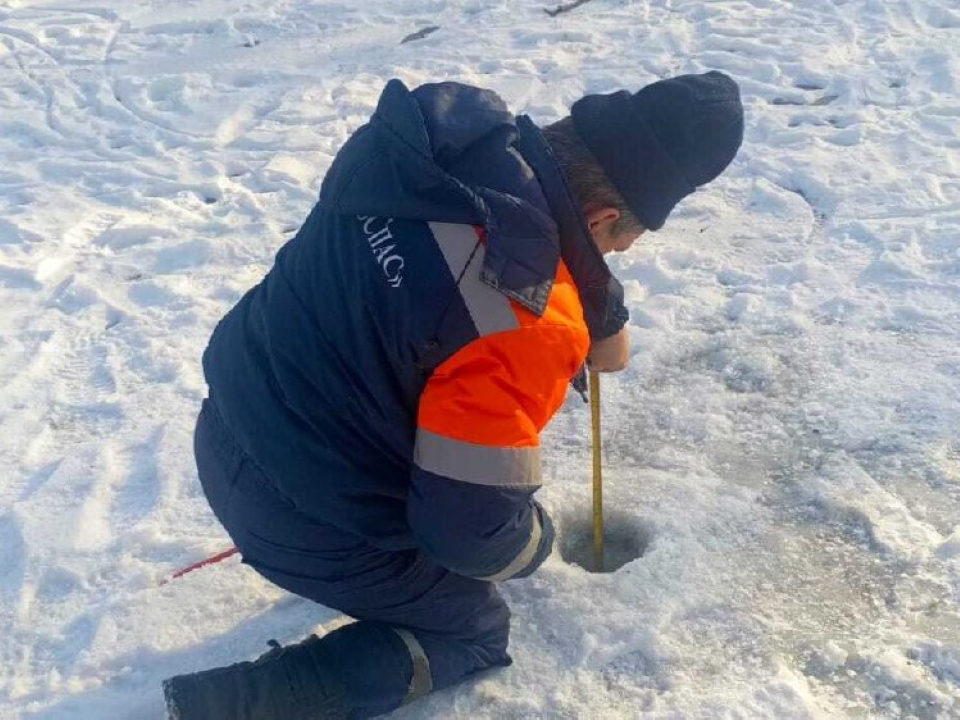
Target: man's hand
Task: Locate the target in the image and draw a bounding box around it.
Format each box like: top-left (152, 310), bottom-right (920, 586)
top-left (587, 326), bottom-right (630, 372)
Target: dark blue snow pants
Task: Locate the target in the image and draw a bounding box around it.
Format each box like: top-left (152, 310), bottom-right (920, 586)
top-left (193, 398), bottom-right (512, 718)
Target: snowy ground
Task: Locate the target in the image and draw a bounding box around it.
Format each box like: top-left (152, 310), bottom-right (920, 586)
top-left (1, 0), bottom-right (959, 717)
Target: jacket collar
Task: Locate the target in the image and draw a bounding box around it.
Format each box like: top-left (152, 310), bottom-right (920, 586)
top-left (514, 115), bottom-right (616, 339)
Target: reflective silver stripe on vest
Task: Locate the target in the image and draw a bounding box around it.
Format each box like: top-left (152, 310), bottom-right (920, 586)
top-left (428, 222), bottom-right (519, 337)
top-left (394, 628), bottom-right (433, 704)
top-left (478, 509), bottom-right (543, 583)
top-left (415, 429), bottom-right (542, 487)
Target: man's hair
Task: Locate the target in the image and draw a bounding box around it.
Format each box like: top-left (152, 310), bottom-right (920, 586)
top-left (541, 117), bottom-right (644, 237)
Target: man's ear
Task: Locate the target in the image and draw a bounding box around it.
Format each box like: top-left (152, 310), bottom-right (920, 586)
top-left (583, 204), bottom-right (621, 233)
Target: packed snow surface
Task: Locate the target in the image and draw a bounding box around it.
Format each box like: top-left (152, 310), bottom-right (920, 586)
top-left (2, 0), bottom-right (959, 717)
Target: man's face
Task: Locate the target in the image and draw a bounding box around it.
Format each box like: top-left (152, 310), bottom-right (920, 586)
top-left (601, 227), bottom-right (644, 254)
top-left (585, 205), bottom-right (645, 255)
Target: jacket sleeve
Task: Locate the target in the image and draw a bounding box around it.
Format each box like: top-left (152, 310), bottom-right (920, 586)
top-left (408, 323), bottom-right (586, 581)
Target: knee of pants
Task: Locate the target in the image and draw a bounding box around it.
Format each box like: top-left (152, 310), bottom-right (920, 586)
top-left (410, 621), bottom-right (512, 697)
top-left (463, 588), bottom-right (512, 662)
top-left (378, 571), bottom-right (513, 662)
top-left (410, 584), bottom-right (512, 685)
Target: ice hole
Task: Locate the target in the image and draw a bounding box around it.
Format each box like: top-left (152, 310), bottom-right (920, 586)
top-left (557, 506), bottom-right (651, 573)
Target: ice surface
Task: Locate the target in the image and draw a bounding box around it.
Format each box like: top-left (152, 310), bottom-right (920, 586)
top-left (1, 0), bottom-right (958, 717)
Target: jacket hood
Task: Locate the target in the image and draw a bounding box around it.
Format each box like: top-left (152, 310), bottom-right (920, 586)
top-left (319, 79), bottom-right (559, 315)
top-left (319, 80), bottom-right (624, 338)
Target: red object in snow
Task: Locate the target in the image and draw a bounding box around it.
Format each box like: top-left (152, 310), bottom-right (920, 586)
top-left (166, 547), bottom-right (239, 583)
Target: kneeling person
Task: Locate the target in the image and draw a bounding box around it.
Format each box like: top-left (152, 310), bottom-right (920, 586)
top-left (164, 71), bottom-right (744, 718)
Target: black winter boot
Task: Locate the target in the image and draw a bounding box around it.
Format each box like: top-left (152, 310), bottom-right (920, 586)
top-left (163, 634), bottom-right (349, 720)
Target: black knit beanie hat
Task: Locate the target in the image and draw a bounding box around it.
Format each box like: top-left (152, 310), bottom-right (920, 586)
top-left (570, 71), bottom-right (744, 231)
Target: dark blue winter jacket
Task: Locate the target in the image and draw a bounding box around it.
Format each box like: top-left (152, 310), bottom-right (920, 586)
top-left (202, 79), bottom-right (627, 581)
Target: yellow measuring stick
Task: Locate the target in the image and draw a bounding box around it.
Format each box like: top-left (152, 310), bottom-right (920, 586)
top-left (589, 369), bottom-right (604, 572)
